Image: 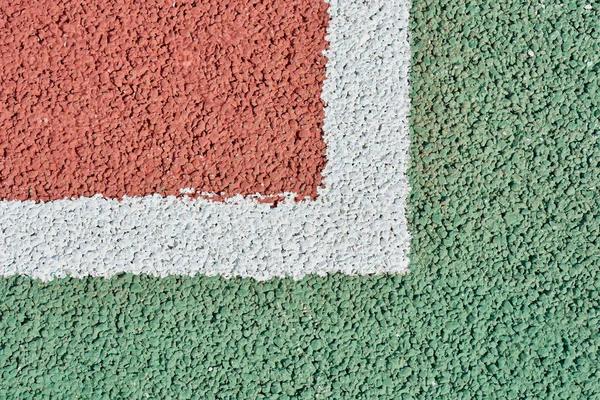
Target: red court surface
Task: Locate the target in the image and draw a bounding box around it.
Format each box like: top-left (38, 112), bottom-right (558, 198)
top-left (0, 0), bottom-right (328, 202)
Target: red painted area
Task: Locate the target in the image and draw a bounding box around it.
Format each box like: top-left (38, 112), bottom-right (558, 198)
top-left (0, 0), bottom-right (328, 202)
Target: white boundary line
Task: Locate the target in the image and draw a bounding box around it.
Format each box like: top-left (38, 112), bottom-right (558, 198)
top-left (0, 0), bottom-right (411, 281)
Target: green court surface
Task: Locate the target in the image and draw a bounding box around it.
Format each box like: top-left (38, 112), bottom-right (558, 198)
top-left (1, 0), bottom-right (599, 398)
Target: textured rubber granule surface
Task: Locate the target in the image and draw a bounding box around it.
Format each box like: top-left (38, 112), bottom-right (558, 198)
top-left (1, 272), bottom-right (598, 398)
top-left (1, 0), bottom-right (600, 399)
top-left (0, 0), bottom-right (328, 201)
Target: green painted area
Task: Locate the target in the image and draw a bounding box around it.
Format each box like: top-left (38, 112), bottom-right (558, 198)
top-left (2, 0), bottom-right (600, 398)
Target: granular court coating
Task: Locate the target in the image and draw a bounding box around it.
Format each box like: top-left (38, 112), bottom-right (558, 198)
top-left (0, 0), bottom-right (328, 202)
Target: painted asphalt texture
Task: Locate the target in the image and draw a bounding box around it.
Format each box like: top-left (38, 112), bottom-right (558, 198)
top-left (1, 0), bottom-right (599, 398)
